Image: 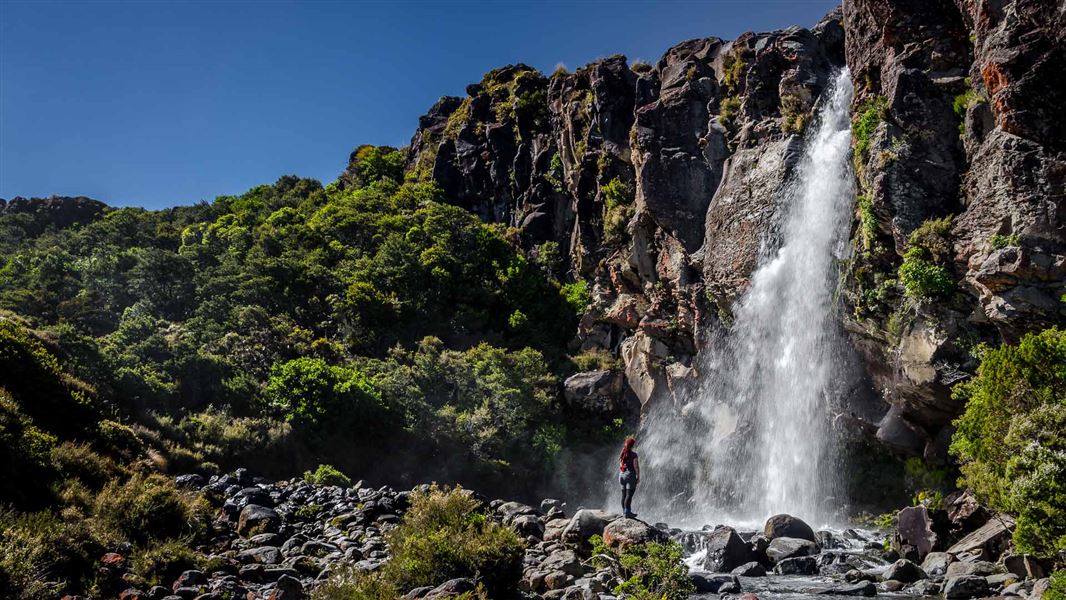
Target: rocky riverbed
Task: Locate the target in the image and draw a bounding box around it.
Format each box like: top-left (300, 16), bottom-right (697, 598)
top-left (88, 470), bottom-right (1058, 600)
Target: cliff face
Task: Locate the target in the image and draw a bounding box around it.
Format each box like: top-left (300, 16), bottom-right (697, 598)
top-left (361, 0), bottom-right (1062, 462)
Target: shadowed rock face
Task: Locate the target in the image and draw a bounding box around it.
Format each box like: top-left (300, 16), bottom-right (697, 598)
top-left (399, 1), bottom-right (1060, 462)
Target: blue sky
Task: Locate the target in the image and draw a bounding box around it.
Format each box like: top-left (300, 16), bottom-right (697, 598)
top-left (1, 0), bottom-right (838, 209)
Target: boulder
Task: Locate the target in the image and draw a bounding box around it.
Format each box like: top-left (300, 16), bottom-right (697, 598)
top-left (765, 537), bottom-right (818, 564)
top-left (701, 527), bottom-right (755, 572)
top-left (921, 551), bottom-right (955, 577)
top-left (896, 506), bottom-right (948, 560)
top-left (946, 560), bottom-right (1002, 578)
top-left (602, 518), bottom-right (666, 550)
top-left (560, 509), bottom-right (619, 549)
top-left (238, 505), bottom-right (281, 537)
top-left (1002, 554), bottom-right (1047, 580)
top-left (731, 561), bottom-right (767, 577)
top-left (774, 556), bottom-right (818, 575)
top-left (540, 549), bottom-right (583, 577)
top-left (512, 514), bottom-right (545, 538)
top-left (563, 370), bottom-right (627, 413)
top-left (690, 572), bottom-right (742, 594)
top-left (424, 578), bottom-right (476, 598)
top-left (946, 515), bottom-right (1014, 561)
top-left (267, 574), bottom-right (303, 600)
top-left (764, 514), bottom-right (816, 542)
top-left (171, 570), bottom-right (206, 591)
top-left (943, 575), bottom-right (990, 599)
top-left (882, 559), bottom-right (927, 583)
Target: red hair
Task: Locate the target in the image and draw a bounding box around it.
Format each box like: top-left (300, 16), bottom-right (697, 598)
top-left (620, 437), bottom-right (636, 465)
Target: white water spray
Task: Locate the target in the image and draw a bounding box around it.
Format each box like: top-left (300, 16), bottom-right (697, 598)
top-left (621, 69), bottom-right (856, 527)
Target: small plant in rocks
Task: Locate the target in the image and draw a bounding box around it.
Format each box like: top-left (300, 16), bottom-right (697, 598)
top-left (590, 534), bottom-right (694, 600)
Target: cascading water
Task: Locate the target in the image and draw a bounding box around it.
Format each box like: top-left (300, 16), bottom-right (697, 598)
top-left (615, 69), bottom-right (856, 528)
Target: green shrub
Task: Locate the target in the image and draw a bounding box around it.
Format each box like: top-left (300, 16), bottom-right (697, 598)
top-left (314, 568), bottom-right (488, 600)
top-left (953, 89), bottom-right (985, 135)
top-left (49, 442), bottom-right (119, 491)
top-left (266, 357), bottom-right (389, 433)
top-left (856, 195), bottom-right (877, 251)
top-left (950, 328), bottom-right (1066, 557)
top-left (572, 348), bottom-right (618, 371)
top-left (781, 94), bottom-right (810, 134)
top-left (349, 145), bottom-right (404, 186)
top-left (854, 96), bottom-right (888, 157)
top-left (304, 463), bottom-right (352, 487)
top-left (719, 96), bottom-right (741, 128)
top-left (722, 52), bottom-right (745, 91)
top-left (131, 539), bottom-right (203, 587)
top-left (602, 178), bottom-right (634, 245)
top-left (990, 233), bottom-right (1020, 249)
top-left (1046, 571), bottom-right (1066, 600)
top-left (92, 473), bottom-right (202, 544)
top-left (0, 509), bottom-right (99, 600)
top-left (898, 217), bottom-right (955, 300)
top-left (560, 280), bottom-right (591, 313)
top-left (590, 535), bottom-right (694, 600)
top-left (899, 250), bottom-right (953, 300)
top-left (385, 485), bottom-right (524, 595)
top-left (96, 420), bottom-right (145, 459)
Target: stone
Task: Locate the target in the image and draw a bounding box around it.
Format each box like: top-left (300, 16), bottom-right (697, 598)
top-left (701, 527), bottom-right (754, 572)
top-left (1002, 554), bottom-right (1046, 580)
top-left (172, 570), bottom-right (207, 591)
top-left (816, 581), bottom-right (876, 596)
top-left (540, 499), bottom-right (564, 514)
top-left (946, 515), bottom-right (1014, 561)
top-left (560, 509), bottom-right (619, 549)
top-left (540, 549), bottom-right (583, 577)
top-left (765, 537), bottom-right (818, 564)
top-left (602, 518), bottom-right (666, 550)
top-left (563, 370), bottom-right (627, 413)
top-left (943, 575), bottom-right (990, 599)
top-left (237, 546), bottom-right (281, 565)
top-left (690, 572), bottom-right (742, 594)
top-left (512, 514), bottom-right (545, 538)
top-left (773, 556), bottom-right (818, 575)
top-left (731, 561), bottom-right (767, 577)
top-left (921, 551), bottom-right (955, 577)
top-left (882, 559), bottom-right (927, 584)
top-left (238, 505), bottom-right (281, 537)
top-left (763, 514), bottom-right (816, 542)
top-left (896, 506), bottom-right (948, 560)
top-left (908, 579), bottom-right (941, 596)
top-left (947, 560), bottom-right (1002, 578)
top-left (266, 574), bottom-right (303, 600)
top-left (1030, 578), bottom-right (1052, 600)
top-left (424, 578), bottom-right (476, 598)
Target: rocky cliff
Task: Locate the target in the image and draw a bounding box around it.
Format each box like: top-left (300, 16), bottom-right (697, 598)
top-left (379, 0), bottom-right (1063, 464)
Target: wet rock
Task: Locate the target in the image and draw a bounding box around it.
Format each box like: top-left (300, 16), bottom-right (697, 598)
top-left (701, 526), bottom-right (755, 572)
top-left (731, 561), bottom-right (767, 577)
top-left (765, 537), bottom-right (818, 564)
top-left (774, 556), bottom-right (818, 575)
top-left (944, 575), bottom-right (991, 599)
top-left (816, 581), bottom-right (876, 596)
top-left (763, 514), bottom-right (816, 542)
top-left (690, 572), bottom-right (741, 594)
top-left (908, 579), bottom-right (941, 596)
top-left (602, 518), bottom-right (666, 550)
top-left (882, 558), bottom-right (927, 583)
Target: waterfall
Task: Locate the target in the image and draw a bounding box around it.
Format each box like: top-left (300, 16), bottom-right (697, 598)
top-left (620, 69), bottom-right (856, 528)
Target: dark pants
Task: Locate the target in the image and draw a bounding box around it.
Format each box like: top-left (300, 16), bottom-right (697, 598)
top-left (619, 470), bottom-right (637, 515)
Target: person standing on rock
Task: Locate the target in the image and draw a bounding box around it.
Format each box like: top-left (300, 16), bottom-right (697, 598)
top-left (619, 436), bottom-right (640, 519)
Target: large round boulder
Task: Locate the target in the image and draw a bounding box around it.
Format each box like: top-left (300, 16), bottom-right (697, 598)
top-left (764, 514), bottom-right (816, 542)
top-left (602, 518), bottom-right (666, 550)
top-left (561, 509), bottom-right (619, 549)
